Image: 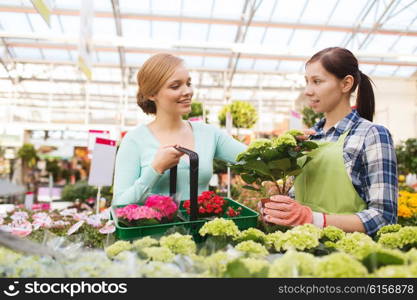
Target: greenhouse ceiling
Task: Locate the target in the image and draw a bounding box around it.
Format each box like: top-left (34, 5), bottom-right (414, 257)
top-left (0, 0), bottom-right (416, 128)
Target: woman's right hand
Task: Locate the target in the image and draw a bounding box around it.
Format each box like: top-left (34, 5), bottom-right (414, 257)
top-left (152, 145), bottom-right (184, 174)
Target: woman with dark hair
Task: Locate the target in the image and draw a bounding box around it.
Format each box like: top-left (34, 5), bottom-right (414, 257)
top-left (112, 53), bottom-right (246, 206)
top-left (263, 47), bottom-right (398, 236)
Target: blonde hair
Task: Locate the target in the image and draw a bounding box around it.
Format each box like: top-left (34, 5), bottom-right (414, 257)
top-left (136, 53), bottom-right (184, 114)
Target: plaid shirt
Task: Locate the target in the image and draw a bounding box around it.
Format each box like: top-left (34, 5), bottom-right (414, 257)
top-left (310, 110), bottom-right (398, 236)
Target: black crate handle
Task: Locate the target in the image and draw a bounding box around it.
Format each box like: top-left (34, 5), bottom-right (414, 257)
top-left (169, 146), bottom-right (199, 221)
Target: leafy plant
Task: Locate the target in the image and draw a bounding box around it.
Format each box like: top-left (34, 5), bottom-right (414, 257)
top-left (218, 101), bottom-right (258, 129)
top-left (396, 138), bottom-right (417, 175)
top-left (182, 101), bottom-right (209, 122)
top-left (231, 129), bottom-right (319, 195)
top-left (302, 106), bottom-right (324, 128)
top-left (17, 143), bottom-right (39, 167)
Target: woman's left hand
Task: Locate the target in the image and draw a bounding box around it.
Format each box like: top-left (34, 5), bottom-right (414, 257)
top-left (263, 195), bottom-right (313, 226)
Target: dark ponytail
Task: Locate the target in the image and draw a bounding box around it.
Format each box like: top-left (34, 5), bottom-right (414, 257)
top-left (356, 71), bottom-right (375, 122)
top-left (306, 47), bottom-right (375, 121)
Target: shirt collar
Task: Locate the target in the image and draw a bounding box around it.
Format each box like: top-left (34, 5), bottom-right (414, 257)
top-left (312, 109), bottom-right (360, 136)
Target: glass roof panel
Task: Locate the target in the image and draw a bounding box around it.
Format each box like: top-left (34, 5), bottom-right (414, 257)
top-left (125, 53), bottom-right (151, 66)
top-left (253, 59), bottom-right (279, 72)
top-left (389, 36), bottom-right (417, 53)
top-left (152, 0), bottom-right (181, 15)
top-left (119, 0), bottom-right (151, 14)
top-left (372, 64), bottom-right (401, 77)
top-left (262, 28), bottom-right (293, 47)
top-left (182, 55), bottom-right (204, 68)
top-left (245, 26), bottom-right (267, 44)
top-left (313, 31), bottom-right (348, 51)
top-left (121, 19), bottom-right (151, 39)
top-left (95, 51), bottom-right (119, 64)
top-left (0, 12), bottom-right (32, 31)
top-left (152, 21), bottom-right (180, 41)
top-left (212, 0), bottom-right (245, 19)
top-left (203, 56), bottom-right (228, 69)
top-left (53, 0), bottom-right (82, 10)
top-left (180, 23), bottom-right (209, 42)
top-left (236, 58), bottom-right (255, 70)
top-left (300, 0), bottom-right (337, 24)
top-left (10, 47), bottom-right (42, 59)
top-left (272, 0), bottom-right (308, 23)
top-left (93, 17), bottom-right (116, 37)
top-left (182, 0), bottom-right (214, 18)
top-left (362, 34), bottom-right (400, 53)
top-left (252, 0), bottom-right (277, 21)
top-left (277, 60), bottom-right (304, 73)
top-left (288, 29), bottom-right (320, 51)
top-left (42, 48), bottom-right (71, 61)
top-left (59, 15), bottom-right (80, 35)
top-left (207, 24), bottom-right (237, 43)
top-left (327, 0), bottom-right (367, 26)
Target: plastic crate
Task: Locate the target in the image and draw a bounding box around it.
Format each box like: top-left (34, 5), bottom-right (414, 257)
top-left (111, 146), bottom-right (259, 241)
top-left (111, 198), bottom-right (259, 241)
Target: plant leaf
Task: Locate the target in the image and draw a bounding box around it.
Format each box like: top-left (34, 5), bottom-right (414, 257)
top-left (268, 158), bottom-right (291, 171)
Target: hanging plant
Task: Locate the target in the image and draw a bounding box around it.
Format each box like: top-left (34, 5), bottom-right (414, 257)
top-left (218, 101), bottom-right (258, 129)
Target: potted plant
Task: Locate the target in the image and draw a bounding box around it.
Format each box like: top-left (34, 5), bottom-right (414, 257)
top-left (301, 106), bottom-right (324, 128)
top-left (182, 101), bottom-right (209, 122)
top-left (218, 101), bottom-right (258, 134)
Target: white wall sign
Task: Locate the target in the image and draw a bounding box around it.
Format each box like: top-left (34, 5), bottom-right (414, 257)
top-left (88, 138), bottom-right (116, 187)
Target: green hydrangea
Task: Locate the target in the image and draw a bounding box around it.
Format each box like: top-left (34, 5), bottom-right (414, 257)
top-left (377, 232), bottom-right (402, 249)
top-left (160, 233), bottom-right (196, 255)
top-left (140, 261), bottom-right (184, 278)
top-left (105, 240), bottom-right (132, 259)
top-left (199, 218), bottom-right (240, 237)
top-left (234, 228), bottom-right (267, 244)
top-left (285, 129), bottom-right (305, 138)
top-left (269, 251), bottom-right (317, 277)
top-left (235, 241), bottom-right (268, 257)
top-left (409, 263), bottom-right (417, 277)
top-left (373, 265), bottom-right (412, 278)
top-left (239, 258), bottom-right (269, 275)
top-left (321, 226), bottom-right (345, 242)
top-left (376, 224), bottom-right (402, 239)
top-left (334, 232), bottom-right (376, 254)
top-left (378, 226), bottom-right (417, 249)
top-left (291, 224), bottom-right (322, 239)
top-left (272, 134), bottom-right (297, 148)
top-left (132, 236), bottom-right (159, 250)
top-left (204, 251), bottom-right (232, 277)
top-left (141, 247), bottom-right (175, 263)
top-left (313, 253), bottom-right (368, 277)
top-left (225, 258), bottom-right (269, 278)
top-left (265, 231), bottom-right (284, 250)
top-left (323, 241), bottom-right (337, 249)
top-left (247, 139), bottom-right (272, 152)
top-left (274, 229), bottom-right (320, 252)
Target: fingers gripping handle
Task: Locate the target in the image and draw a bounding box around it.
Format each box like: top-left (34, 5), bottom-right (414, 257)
top-left (169, 146), bottom-right (199, 221)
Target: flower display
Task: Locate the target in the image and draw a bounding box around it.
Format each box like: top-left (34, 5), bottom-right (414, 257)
top-left (132, 236), bottom-right (159, 250)
top-left (274, 226), bottom-right (321, 252)
top-left (235, 241), bottom-right (268, 257)
top-left (313, 253), bottom-right (368, 277)
top-left (140, 247), bottom-right (175, 263)
top-left (105, 240), bottom-right (132, 259)
top-left (234, 228), bottom-right (267, 244)
top-left (268, 251), bottom-right (317, 277)
top-left (198, 218), bottom-right (240, 238)
top-left (321, 226), bottom-right (345, 242)
top-left (373, 265), bottom-right (413, 278)
top-left (398, 190), bottom-right (417, 225)
top-left (334, 232), bottom-right (376, 254)
top-left (144, 195), bottom-right (178, 220)
top-left (115, 204), bottom-right (162, 227)
top-left (377, 226), bottom-right (417, 250)
top-left (159, 233), bottom-right (197, 255)
top-left (376, 224), bottom-right (402, 239)
top-left (224, 258), bottom-right (269, 278)
top-left (183, 191), bottom-right (226, 217)
top-left (265, 231), bottom-right (284, 250)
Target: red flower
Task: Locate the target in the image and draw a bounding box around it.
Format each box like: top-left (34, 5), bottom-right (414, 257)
top-left (226, 207), bottom-right (242, 217)
top-left (183, 191), bottom-right (227, 217)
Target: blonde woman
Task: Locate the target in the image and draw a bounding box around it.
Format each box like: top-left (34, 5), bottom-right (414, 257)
top-left (112, 53), bottom-right (246, 206)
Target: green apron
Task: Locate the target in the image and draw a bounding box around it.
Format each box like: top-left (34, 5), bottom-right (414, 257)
top-left (294, 130), bottom-right (367, 214)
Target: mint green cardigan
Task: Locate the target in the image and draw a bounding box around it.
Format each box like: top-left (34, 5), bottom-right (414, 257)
top-left (112, 122), bottom-right (247, 206)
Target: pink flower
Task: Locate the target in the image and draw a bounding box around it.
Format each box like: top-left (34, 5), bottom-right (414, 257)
top-left (99, 220), bottom-right (115, 234)
top-left (60, 208), bottom-right (78, 216)
top-left (11, 211), bottom-right (29, 221)
top-left (67, 220), bottom-right (85, 235)
top-left (145, 195), bottom-right (178, 218)
top-left (86, 215), bottom-right (102, 228)
top-left (32, 212), bottom-right (53, 230)
top-left (51, 220), bottom-right (71, 228)
top-left (115, 204), bottom-right (162, 221)
top-left (11, 220), bottom-right (32, 237)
